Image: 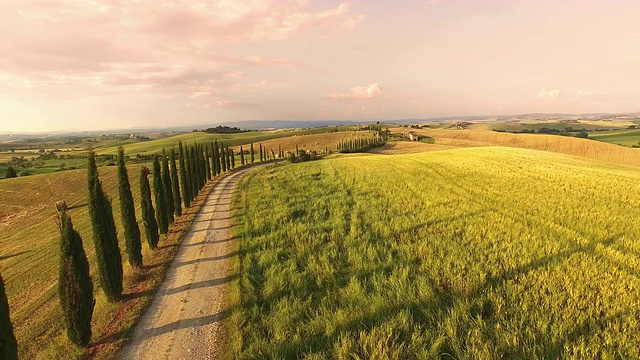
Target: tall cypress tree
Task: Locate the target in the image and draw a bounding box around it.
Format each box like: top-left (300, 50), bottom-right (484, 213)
top-left (226, 146), bottom-right (232, 169)
top-left (259, 143), bottom-right (264, 162)
top-left (0, 273), bottom-right (17, 360)
top-left (278, 145), bottom-right (282, 159)
top-left (240, 146), bottom-right (245, 166)
top-left (140, 167), bottom-right (159, 250)
top-left (170, 149), bottom-right (182, 217)
top-left (230, 148), bottom-right (235, 169)
top-left (221, 146), bottom-right (227, 172)
top-left (204, 146), bottom-right (211, 180)
top-left (87, 151), bottom-right (123, 301)
top-left (209, 143), bottom-right (218, 177)
top-left (153, 154), bottom-right (168, 234)
top-left (116, 147), bottom-right (142, 268)
top-left (58, 213), bottom-right (94, 346)
top-left (161, 149), bottom-right (174, 224)
top-left (213, 141), bottom-right (220, 176)
top-left (178, 142), bottom-right (191, 209)
top-left (188, 146), bottom-right (198, 200)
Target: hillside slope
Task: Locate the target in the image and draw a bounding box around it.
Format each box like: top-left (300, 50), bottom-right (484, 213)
top-left (398, 128), bottom-right (640, 166)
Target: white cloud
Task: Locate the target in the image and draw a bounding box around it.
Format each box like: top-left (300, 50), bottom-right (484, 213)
top-left (538, 88), bottom-right (560, 99)
top-left (327, 83), bottom-right (383, 100)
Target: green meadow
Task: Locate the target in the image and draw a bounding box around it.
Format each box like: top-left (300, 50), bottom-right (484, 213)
top-left (229, 147), bottom-right (640, 359)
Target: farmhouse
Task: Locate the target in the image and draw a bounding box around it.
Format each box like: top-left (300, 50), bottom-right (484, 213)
top-left (408, 131), bottom-right (420, 141)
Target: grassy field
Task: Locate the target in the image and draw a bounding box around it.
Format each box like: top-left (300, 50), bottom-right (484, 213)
top-left (590, 129), bottom-right (640, 147)
top-left (229, 147), bottom-right (640, 359)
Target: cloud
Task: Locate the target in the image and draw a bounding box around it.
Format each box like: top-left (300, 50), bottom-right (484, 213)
top-left (327, 83), bottom-right (383, 100)
top-left (0, 0), bottom-right (361, 100)
top-left (537, 88), bottom-right (560, 100)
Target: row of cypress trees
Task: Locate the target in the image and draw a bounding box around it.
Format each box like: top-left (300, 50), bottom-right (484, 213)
top-left (0, 140), bottom-right (285, 354)
top-left (336, 135), bottom-right (386, 153)
top-left (52, 140), bottom-right (256, 348)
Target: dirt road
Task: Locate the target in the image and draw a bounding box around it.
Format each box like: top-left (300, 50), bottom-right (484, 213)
top-left (119, 167), bottom-right (256, 360)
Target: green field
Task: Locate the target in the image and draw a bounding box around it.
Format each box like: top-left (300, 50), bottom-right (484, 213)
top-left (230, 147), bottom-right (640, 359)
top-left (590, 129), bottom-right (640, 146)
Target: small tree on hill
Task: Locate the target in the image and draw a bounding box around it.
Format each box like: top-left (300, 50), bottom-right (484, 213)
top-left (221, 146), bottom-right (227, 172)
top-left (139, 167), bottom-right (159, 250)
top-left (230, 148), bottom-right (235, 168)
top-left (153, 154), bottom-right (168, 234)
top-left (250, 143), bottom-right (255, 163)
top-left (117, 147), bottom-right (142, 268)
top-left (213, 141), bottom-right (221, 176)
top-left (0, 273), bottom-right (17, 360)
top-left (5, 166), bottom-right (16, 179)
top-left (58, 213), bottom-right (95, 346)
top-left (240, 146), bottom-right (245, 166)
top-left (161, 149), bottom-right (174, 224)
top-left (169, 148), bottom-right (182, 217)
top-left (259, 143), bottom-right (264, 162)
top-left (87, 151), bottom-right (123, 301)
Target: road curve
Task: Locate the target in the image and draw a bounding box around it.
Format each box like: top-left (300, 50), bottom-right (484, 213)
top-left (119, 166), bottom-right (258, 360)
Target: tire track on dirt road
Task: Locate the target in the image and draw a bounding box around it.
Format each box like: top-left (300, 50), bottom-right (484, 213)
top-left (120, 166), bottom-right (262, 360)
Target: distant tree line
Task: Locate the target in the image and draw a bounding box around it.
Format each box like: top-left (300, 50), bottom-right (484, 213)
top-left (202, 126), bottom-right (248, 134)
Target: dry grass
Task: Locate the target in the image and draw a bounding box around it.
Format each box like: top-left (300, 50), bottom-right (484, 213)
top-left (369, 141), bottom-right (455, 154)
top-left (393, 127), bottom-right (640, 166)
top-left (230, 131), bottom-right (374, 155)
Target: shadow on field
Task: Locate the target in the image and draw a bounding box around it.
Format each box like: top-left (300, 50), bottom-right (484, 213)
top-left (0, 250), bottom-right (31, 262)
top-left (66, 203), bottom-right (87, 210)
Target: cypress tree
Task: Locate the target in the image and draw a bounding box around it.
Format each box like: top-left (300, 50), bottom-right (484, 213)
top-left (296, 144), bottom-right (299, 157)
top-left (226, 146), bottom-right (231, 170)
top-left (221, 146), bottom-right (227, 172)
top-left (209, 143), bottom-right (217, 177)
top-left (240, 146), bottom-right (245, 166)
top-left (278, 145), bottom-right (282, 159)
top-left (161, 149), bottom-right (174, 224)
top-left (213, 141), bottom-right (220, 175)
top-left (87, 151), bottom-right (123, 301)
top-left (198, 145), bottom-right (206, 187)
top-left (58, 213), bottom-right (94, 346)
top-left (178, 142), bottom-right (191, 209)
top-left (5, 166), bottom-right (16, 179)
top-left (153, 154), bottom-right (168, 234)
top-left (230, 148), bottom-right (236, 168)
top-left (188, 146), bottom-right (198, 200)
top-left (204, 146), bottom-right (211, 181)
top-left (116, 147), bottom-right (142, 268)
top-left (170, 149), bottom-right (182, 217)
top-left (259, 143), bottom-right (263, 162)
top-left (139, 167), bottom-right (159, 250)
top-left (250, 143), bottom-right (255, 163)
top-left (0, 273), bottom-right (17, 360)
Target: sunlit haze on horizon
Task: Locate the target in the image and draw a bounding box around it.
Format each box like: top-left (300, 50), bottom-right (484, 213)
top-left (1, 0), bottom-right (639, 132)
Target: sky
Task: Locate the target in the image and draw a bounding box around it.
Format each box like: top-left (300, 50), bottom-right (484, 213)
top-left (1, 0), bottom-right (640, 132)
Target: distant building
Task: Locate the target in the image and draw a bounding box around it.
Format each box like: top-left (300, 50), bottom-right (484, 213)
top-left (408, 132), bottom-right (419, 141)
top-left (129, 134), bottom-right (138, 139)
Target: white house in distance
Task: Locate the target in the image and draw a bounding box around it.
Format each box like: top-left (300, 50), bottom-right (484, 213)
top-left (408, 131), bottom-right (420, 141)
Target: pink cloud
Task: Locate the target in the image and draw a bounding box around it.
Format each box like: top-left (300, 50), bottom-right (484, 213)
top-left (0, 0), bottom-right (362, 99)
top-left (326, 83), bottom-right (383, 101)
